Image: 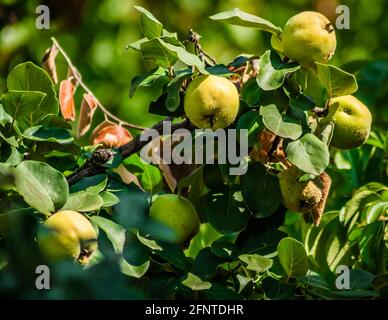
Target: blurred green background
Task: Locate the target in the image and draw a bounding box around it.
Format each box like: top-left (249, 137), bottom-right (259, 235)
top-left (0, 0), bottom-right (387, 132)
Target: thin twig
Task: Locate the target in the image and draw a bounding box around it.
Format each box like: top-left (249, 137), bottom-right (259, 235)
top-left (67, 118), bottom-right (195, 186)
top-left (187, 29), bottom-right (217, 66)
top-left (50, 37), bottom-right (146, 131)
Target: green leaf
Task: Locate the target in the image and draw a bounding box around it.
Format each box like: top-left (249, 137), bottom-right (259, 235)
top-left (129, 67), bottom-right (168, 98)
top-left (285, 133), bottom-right (330, 176)
top-left (127, 37), bottom-right (148, 51)
top-left (305, 212), bottom-right (352, 274)
top-left (69, 174), bottom-right (108, 194)
top-left (236, 111), bottom-right (263, 147)
top-left (315, 63), bottom-right (358, 98)
top-left (240, 162), bottom-right (282, 218)
top-left (136, 231), bottom-right (163, 251)
top-left (1, 90), bottom-right (46, 130)
top-left (113, 185), bottom-right (149, 229)
top-left (260, 104), bottom-right (302, 140)
top-left (210, 8), bottom-right (281, 34)
top-left (191, 247), bottom-right (223, 280)
top-left (205, 186), bottom-right (250, 234)
top-left (239, 254), bottom-right (273, 273)
top-left (40, 114), bottom-right (72, 129)
top-left (148, 92), bottom-right (185, 117)
top-left (0, 143), bottom-right (23, 165)
top-left (228, 54), bottom-right (255, 68)
top-left (165, 69), bottom-right (192, 112)
top-left (0, 104), bottom-right (12, 125)
top-left (277, 237), bottom-right (309, 278)
top-left (262, 277), bottom-right (296, 299)
top-left (256, 51), bottom-right (300, 91)
top-left (119, 259), bottom-right (150, 278)
top-left (62, 191), bottom-right (103, 212)
top-left (100, 191), bottom-right (120, 207)
top-left (7, 62), bottom-right (59, 118)
top-left (185, 222), bottom-right (222, 259)
top-left (159, 34), bottom-right (184, 47)
top-left (241, 78), bottom-right (261, 108)
top-left (14, 161), bottom-right (69, 214)
top-left (238, 227), bottom-right (287, 256)
top-left (340, 190), bottom-right (379, 227)
top-left (91, 216), bottom-right (126, 254)
top-left (160, 39), bottom-right (208, 74)
top-left (134, 6), bottom-right (163, 39)
top-left (140, 38), bottom-right (178, 67)
top-left (366, 202), bottom-right (388, 224)
top-left (123, 154), bottom-right (161, 194)
top-left (23, 125), bottom-right (73, 144)
top-left (156, 243), bottom-right (191, 271)
top-left (211, 240), bottom-right (241, 261)
top-left (359, 221), bottom-right (384, 271)
top-left (285, 86), bottom-right (316, 111)
top-left (0, 130), bottom-right (19, 147)
top-left (91, 216), bottom-right (150, 278)
top-left (206, 64), bottom-right (236, 77)
top-left (181, 273), bottom-right (212, 291)
top-left (0, 163), bottom-right (15, 190)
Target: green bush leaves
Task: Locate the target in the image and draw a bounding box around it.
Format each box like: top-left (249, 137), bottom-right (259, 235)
top-left (14, 161), bottom-right (68, 215)
top-left (210, 8), bottom-right (282, 34)
top-left (277, 237), bottom-right (309, 278)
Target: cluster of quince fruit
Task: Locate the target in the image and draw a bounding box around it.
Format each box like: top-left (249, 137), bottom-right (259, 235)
top-left (37, 11), bottom-right (373, 265)
top-left (38, 195), bottom-right (201, 265)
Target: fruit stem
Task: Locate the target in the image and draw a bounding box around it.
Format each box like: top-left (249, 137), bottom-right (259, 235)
top-left (50, 37), bottom-right (147, 131)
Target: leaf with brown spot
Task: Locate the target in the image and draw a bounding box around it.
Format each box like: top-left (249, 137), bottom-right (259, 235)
top-left (59, 79), bottom-right (76, 121)
top-left (42, 45), bottom-right (59, 84)
top-left (77, 93), bottom-right (98, 137)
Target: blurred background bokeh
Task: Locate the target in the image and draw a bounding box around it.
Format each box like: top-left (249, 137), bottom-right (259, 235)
top-left (0, 0), bottom-right (387, 132)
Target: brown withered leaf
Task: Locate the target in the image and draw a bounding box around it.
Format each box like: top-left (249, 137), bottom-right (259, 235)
top-left (249, 128), bottom-right (277, 164)
top-left (311, 172), bottom-right (332, 226)
top-left (77, 93), bottom-right (98, 137)
top-left (90, 121), bottom-right (132, 148)
top-left (146, 136), bottom-right (178, 192)
top-left (59, 79), bottom-right (76, 121)
top-left (272, 137), bottom-right (289, 168)
top-left (143, 133), bottom-right (200, 193)
top-left (42, 45), bottom-right (58, 84)
top-left (112, 164), bottom-right (144, 191)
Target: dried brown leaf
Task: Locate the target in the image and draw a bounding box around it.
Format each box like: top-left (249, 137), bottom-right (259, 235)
top-left (59, 79), bottom-right (76, 121)
top-left (42, 45), bottom-right (59, 84)
top-left (311, 172), bottom-right (332, 226)
top-left (77, 93), bottom-right (98, 137)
